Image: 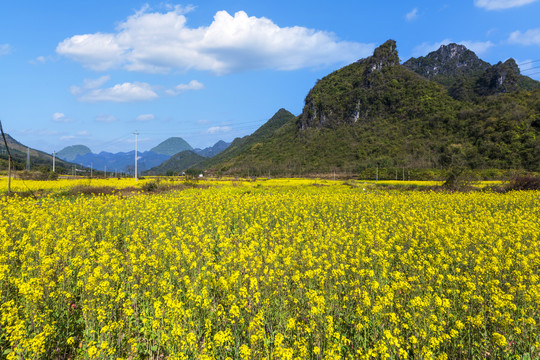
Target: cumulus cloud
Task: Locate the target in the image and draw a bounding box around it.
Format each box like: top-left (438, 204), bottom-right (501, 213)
top-left (136, 114), bottom-right (155, 122)
top-left (0, 44), bottom-right (12, 56)
top-left (95, 114), bottom-right (118, 123)
top-left (52, 112), bottom-right (73, 123)
top-left (70, 75), bottom-right (111, 94)
top-left (206, 126), bottom-right (232, 134)
top-left (458, 40), bottom-right (495, 54)
top-left (474, 0), bottom-right (538, 10)
top-left (406, 8), bottom-right (419, 21)
top-left (508, 28), bottom-right (540, 46)
top-left (166, 80), bottom-right (205, 95)
top-left (412, 39), bottom-right (494, 56)
top-left (79, 82), bottom-right (158, 102)
top-left (56, 7), bottom-right (374, 75)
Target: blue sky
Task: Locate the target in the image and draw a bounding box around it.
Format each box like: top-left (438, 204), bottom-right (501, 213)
top-left (1, 0), bottom-right (539, 153)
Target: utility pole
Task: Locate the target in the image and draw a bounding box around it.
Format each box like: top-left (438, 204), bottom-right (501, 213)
top-left (104, 165), bottom-right (107, 178)
top-left (133, 130), bottom-right (139, 181)
top-left (0, 120), bottom-right (12, 195)
top-left (52, 151), bottom-right (55, 172)
top-left (90, 162), bottom-right (93, 178)
top-left (376, 165), bottom-right (379, 181)
top-left (26, 147), bottom-right (30, 171)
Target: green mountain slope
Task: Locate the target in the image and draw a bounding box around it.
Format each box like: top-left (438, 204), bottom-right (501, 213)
top-left (198, 108), bottom-right (295, 172)
top-left (57, 144), bottom-right (92, 162)
top-left (150, 137), bottom-right (193, 156)
top-left (1, 134), bottom-right (76, 173)
top-left (144, 150), bottom-right (205, 175)
top-left (202, 40), bottom-right (540, 176)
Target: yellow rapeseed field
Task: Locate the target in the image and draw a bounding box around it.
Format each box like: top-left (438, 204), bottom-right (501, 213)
top-left (0, 180), bottom-right (539, 359)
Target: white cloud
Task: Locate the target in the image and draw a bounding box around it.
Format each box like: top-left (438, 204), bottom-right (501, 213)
top-left (56, 7), bottom-right (374, 75)
top-left (197, 119), bottom-right (210, 125)
top-left (412, 39), bottom-right (494, 56)
top-left (52, 112), bottom-right (73, 123)
top-left (70, 75), bottom-right (111, 95)
top-left (76, 130), bottom-right (90, 136)
top-left (166, 80), bottom-right (205, 95)
top-left (29, 55), bottom-right (57, 65)
top-left (95, 114), bottom-right (118, 123)
top-left (474, 0), bottom-right (538, 10)
top-left (57, 33), bottom-right (127, 71)
top-left (79, 82), bottom-right (158, 102)
top-left (0, 44), bottom-right (12, 56)
top-left (206, 126), bottom-right (232, 134)
top-left (508, 28), bottom-right (540, 46)
top-left (406, 8), bottom-right (419, 21)
top-left (60, 135), bottom-right (76, 140)
top-left (136, 114), bottom-right (155, 122)
top-left (458, 40), bottom-right (494, 54)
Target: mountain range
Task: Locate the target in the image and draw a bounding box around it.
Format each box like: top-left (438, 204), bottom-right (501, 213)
top-left (55, 138), bottom-right (230, 173)
top-left (192, 40), bottom-right (539, 176)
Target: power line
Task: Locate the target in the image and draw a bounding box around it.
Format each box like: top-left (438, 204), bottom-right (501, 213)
top-left (521, 65), bottom-right (540, 72)
top-left (518, 59), bottom-right (540, 66)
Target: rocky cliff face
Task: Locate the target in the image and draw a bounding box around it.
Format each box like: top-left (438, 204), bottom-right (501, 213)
top-left (403, 44), bottom-right (539, 99)
top-left (403, 43), bottom-right (490, 80)
top-left (298, 40), bottom-right (403, 130)
top-left (475, 59), bottom-right (520, 95)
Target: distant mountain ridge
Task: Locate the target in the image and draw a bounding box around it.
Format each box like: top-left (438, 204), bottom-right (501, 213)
top-left (150, 137), bottom-right (192, 156)
top-left (194, 140), bottom-right (231, 158)
top-left (56, 145), bottom-right (92, 162)
top-left (57, 138), bottom-right (230, 173)
top-left (73, 151), bottom-right (170, 173)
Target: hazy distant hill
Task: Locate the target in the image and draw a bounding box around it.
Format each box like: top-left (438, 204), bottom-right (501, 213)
top-left (200, 40), bottom-right (540, 176)
top-left (57, 144), bottom-right (92, 162)
top-left (194, 140), bottom-right (231, 158)
top-left (150, 137), bottom-right (192, 156)
top-left (58, 138), bottom-right (229, 174)
top-left (73, 150), bottom-right (170, 173)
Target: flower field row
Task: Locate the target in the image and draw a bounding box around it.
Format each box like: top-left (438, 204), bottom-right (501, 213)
top-left (0, 184), bottom-right (539, 359)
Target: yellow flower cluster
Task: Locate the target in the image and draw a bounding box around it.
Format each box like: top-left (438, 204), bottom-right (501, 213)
top-left (0, 178), bottom-right (155, 193)
top-left (0, 182), bottom-right (539, 359)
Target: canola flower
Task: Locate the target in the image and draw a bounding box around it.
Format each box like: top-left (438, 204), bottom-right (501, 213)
top-left (0, 182), bottom-right (539, 359)
top-left (0, 178), bottom-right (159, 194)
